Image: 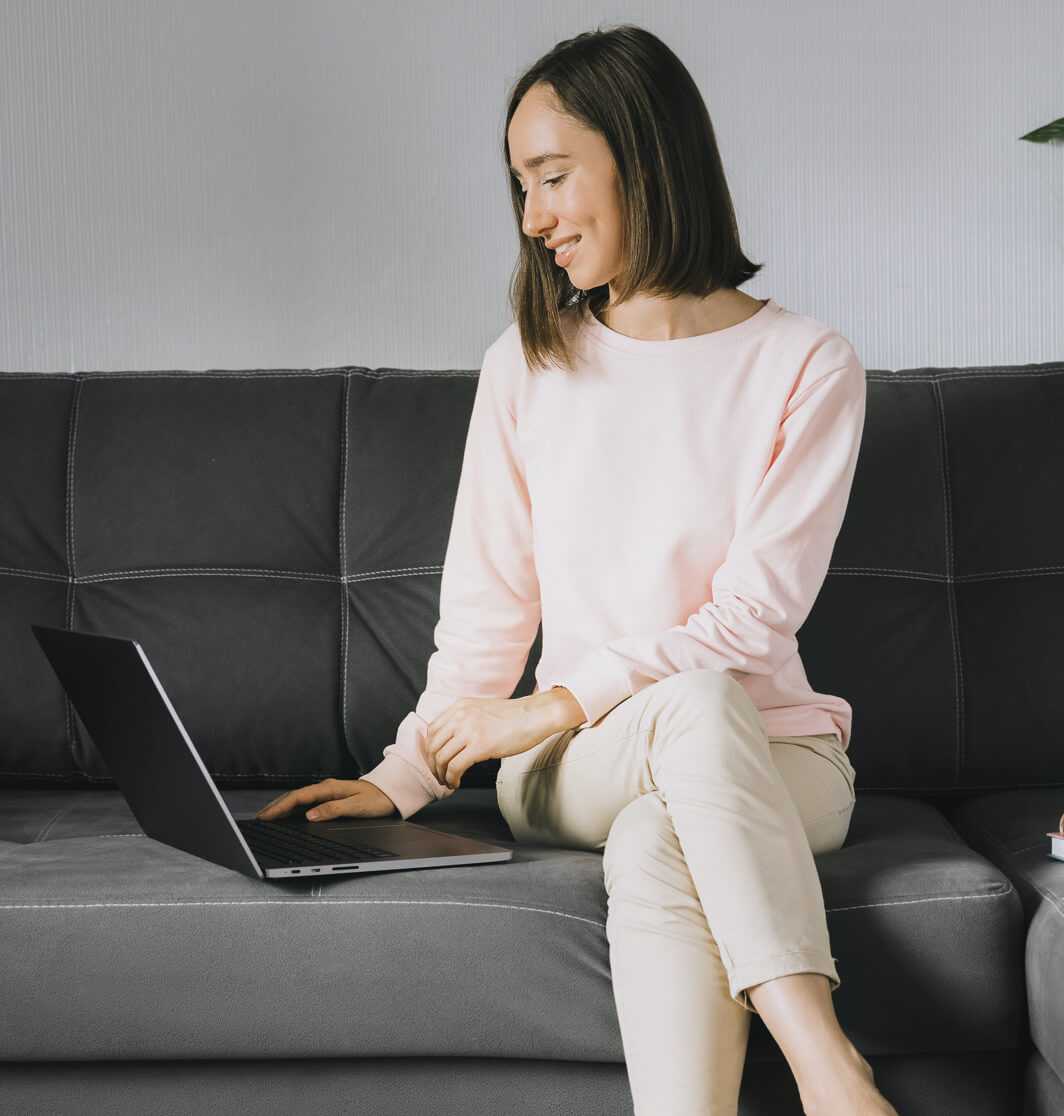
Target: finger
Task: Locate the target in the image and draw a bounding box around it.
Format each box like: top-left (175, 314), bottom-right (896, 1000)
top-left (256, 793), bottom-right (295, 819)
top-left (307, 790), bottom-right (371, 821)
top-left (436, 740), bottom-right (465, 789)
top-left (255, 793), bottom-right (287, 816)
top-left (427, 724), bottom-right (453, 784)
top-left (256, 783), bottom-right (331, 819)
top-left (435, 734), bottom-right (464, 786)
top-left (426, 707), bottom-right (459, 768)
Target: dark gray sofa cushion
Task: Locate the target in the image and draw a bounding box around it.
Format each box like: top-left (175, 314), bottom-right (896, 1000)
top-left (943, 789), bottom-right (1064, 1090)
top-left (0, 786), bottom-right (1024, 1066)
top-left (4, 362), bottom-right (1064, 801)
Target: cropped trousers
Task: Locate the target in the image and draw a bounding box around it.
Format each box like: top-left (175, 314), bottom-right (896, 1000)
top-left (494, 668), bottom-right (857, 1116)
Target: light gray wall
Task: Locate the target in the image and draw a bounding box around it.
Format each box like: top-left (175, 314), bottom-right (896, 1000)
top-left (1, 0), bottom-right (1061, 374)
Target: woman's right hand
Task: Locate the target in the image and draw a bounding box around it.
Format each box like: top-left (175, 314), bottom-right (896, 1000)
top-left (255, 777), bottom-right (398, 822)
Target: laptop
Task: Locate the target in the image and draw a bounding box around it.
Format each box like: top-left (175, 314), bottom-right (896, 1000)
top-left (30, 625), bottom-right (513, 880)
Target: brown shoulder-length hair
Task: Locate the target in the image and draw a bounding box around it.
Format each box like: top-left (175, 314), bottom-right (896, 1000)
top-left (504, 23), bottom-right (765, 374)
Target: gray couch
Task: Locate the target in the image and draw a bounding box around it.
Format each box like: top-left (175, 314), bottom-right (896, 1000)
top-left (1, 355), bottom-right (1063, 1114)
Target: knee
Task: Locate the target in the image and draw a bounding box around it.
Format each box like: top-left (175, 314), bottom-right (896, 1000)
top-left (652, 668), bottom-right (748, 720)
top-left (646, 670), bottom-right (760, 767)
top-left (602, 791), bottom-right (671, 895)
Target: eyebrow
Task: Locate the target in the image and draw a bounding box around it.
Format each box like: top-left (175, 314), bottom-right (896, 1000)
top-left (509, 152), bottom-right (572, 177)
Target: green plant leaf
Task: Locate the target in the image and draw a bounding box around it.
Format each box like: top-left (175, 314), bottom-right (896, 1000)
top-left (1019, 117), bottom-right (1064, 143)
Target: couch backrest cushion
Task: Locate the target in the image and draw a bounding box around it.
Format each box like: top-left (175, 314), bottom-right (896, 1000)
top-left (0, 367), bottom-right (537, 792)
top-left (1, 361), bottom-right (1061, 797)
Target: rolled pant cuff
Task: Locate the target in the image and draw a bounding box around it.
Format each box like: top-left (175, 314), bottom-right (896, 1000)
top-left (728, 948), bottom-right (841, 1014)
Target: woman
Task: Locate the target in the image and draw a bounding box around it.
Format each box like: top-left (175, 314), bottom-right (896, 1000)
top-left (257, 23), bottom-right (897, 1116)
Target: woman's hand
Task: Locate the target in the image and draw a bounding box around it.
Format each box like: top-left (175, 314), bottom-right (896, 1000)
top-left (425, 695), bottom-right (559, 790)
top-left (255, 778), bottom-right (397, 822)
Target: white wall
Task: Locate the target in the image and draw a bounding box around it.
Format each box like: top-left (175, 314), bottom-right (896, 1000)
top-left (1, 0), bottom-right (1061, 373)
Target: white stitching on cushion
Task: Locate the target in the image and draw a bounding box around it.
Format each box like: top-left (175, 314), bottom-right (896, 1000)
top-left (0, 888), bottom-right (1017, 927)
top-left (340, 371), bottom-right (351, 757)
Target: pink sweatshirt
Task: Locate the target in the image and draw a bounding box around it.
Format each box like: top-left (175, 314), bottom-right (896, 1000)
top-left (360, 297), bottom-right (866, 820)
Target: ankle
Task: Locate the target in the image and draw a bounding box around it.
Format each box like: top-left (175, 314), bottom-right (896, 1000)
top-left (794, 1039), bottom-right (872, 1111)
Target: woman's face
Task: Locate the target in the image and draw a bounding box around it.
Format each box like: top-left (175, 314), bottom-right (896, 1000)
top-left (507, 84), bottom-right (624, 290)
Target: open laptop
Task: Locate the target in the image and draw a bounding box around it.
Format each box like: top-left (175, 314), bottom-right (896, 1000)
top-left (30, 625), bottom-right (513, 880)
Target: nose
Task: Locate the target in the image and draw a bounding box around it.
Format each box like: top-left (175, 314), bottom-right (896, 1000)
top-left (522, 198), bottom-right (555, 242)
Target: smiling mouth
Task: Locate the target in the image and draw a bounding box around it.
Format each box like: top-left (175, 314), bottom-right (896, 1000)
top-left (554, 237), bottom-right (581, 263)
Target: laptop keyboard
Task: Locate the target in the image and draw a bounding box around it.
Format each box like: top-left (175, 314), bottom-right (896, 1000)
top-left (236, 818), bottom-right (398, 866)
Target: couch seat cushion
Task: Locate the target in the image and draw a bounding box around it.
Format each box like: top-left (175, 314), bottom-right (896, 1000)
top-left (943, 789), bottom-right (1064, 1086)
top-left (0, 786), bottom-right (1025, 1063)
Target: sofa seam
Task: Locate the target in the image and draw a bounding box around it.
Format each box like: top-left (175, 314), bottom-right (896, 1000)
top-left (0, 564), bottom-right (446, 582)
top-left (62, 377), bottom-right (83, 771)
top-left (930, 378), bottom-right (964, 781)
top-left (0, 898), bottom-right (610, 927)
top-left (952, 819), bottom-right (1064, 916)
top-left (33, 805), bottom-right (73, 843)
top-left (8, 562), bottom-right (1064, 583)
top-left (0, 887), bottom-right (1016, 926)
top-left (339, 371), bottom-right (351, 761)
top-left (14, 367), bottom-right (1064, 381)
top-left (2, 369), bottom-right (479, 381)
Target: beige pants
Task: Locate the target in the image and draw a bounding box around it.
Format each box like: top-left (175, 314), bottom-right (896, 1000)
top-left (495, 668), bottom-right (857, 1116)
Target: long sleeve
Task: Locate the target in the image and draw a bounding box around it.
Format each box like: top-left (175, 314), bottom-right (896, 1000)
top-left (359, 339), bottom-right (542, 819)
top-left (542, 356), bottom-right (867, 731)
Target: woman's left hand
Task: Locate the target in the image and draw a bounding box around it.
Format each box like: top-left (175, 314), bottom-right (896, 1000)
top-left (425, 695), bottom-right (556, 790)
